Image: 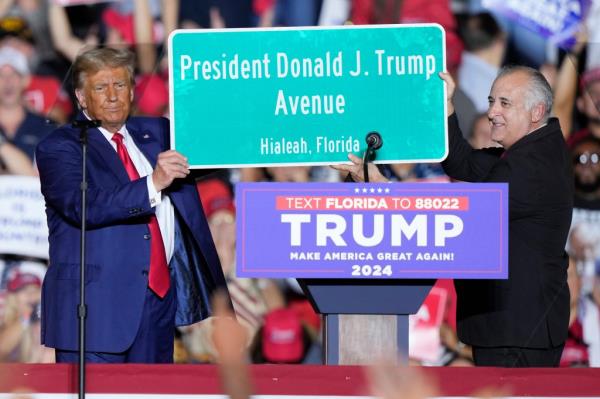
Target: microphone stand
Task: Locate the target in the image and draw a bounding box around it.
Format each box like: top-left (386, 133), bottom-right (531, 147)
top-left (73, 119), bottom-right (100, 399)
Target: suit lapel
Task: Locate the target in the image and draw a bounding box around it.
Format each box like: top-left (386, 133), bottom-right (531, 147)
top-left (72, 112), bottom-right (129, 183)
top-left (87, 127), bottom-right (131, 183)
top-left (84, 117), bottom-right (163, 183)
top-left (127, 121), bottom-right (162, 167)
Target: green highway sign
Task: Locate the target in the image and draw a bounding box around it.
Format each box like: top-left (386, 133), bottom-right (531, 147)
top-left (169, 25), bottom-right (447, 168)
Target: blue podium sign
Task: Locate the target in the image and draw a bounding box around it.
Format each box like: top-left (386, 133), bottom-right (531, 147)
top-left (236, 182), bottom-right (508, 279)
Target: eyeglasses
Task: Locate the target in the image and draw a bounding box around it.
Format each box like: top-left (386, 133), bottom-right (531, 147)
top-left (574, 152), bottom-right (600, 165)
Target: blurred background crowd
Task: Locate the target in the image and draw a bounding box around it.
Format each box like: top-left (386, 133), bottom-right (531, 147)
top-left (0, 0), bottom-right (599, 368)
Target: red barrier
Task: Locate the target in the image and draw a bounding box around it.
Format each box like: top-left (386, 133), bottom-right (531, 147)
top-left (2, 364), bottom-right (600, 396)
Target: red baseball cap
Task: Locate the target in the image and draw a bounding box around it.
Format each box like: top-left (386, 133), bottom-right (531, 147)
top-left (261, 308), bottom-right (303, 363)
top-left (7, 270), bottom-right (41, 292)
top-left (197, 178), bottom-right (235, 219)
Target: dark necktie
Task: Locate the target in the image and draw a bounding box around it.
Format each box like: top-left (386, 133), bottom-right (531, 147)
top-left (111, 133), bottom-right (170, 298)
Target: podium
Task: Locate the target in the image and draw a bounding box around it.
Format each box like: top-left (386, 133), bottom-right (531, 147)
top-left (299, 278), bottom-right (435, 364)
top-left (236, 181), bottom-right (508, 365)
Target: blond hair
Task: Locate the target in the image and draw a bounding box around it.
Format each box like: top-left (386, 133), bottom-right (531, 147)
top-left (72, 47), bottom-right (135, 90)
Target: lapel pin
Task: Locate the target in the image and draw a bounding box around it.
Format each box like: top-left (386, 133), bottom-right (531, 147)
top-left (143, 134), bottom-right (150, 139)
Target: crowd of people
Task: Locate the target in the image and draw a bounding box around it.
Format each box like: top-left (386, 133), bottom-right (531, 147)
top-left (0, 0), bottom-right (599, 370)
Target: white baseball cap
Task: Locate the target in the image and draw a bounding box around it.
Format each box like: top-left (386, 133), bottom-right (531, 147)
top-left (0, 46), bottom-right (29, 75)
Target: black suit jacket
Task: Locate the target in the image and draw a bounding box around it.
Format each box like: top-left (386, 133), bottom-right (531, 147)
top-left (442, 114), bottom-right (573, 348)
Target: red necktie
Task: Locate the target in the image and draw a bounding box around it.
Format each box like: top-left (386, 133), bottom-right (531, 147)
top-left (112, 133), bottom-right (170, 298)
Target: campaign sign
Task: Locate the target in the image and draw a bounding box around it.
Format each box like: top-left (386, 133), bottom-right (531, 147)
top-left (483, 0), bottom-right (590, 49)
top-left (236, 182), bottom-right (508, 279)
top-left (169, 25), bottom-right (447, 168)
top-left (0, 176), bottom-right (49, 259)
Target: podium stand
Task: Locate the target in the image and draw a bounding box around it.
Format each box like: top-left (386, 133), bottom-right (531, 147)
top-left (298, 278), bottom-right (435, 365)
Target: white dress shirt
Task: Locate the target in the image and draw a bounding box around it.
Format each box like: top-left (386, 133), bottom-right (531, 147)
top-left (98, 125), bottom-right (175, 262)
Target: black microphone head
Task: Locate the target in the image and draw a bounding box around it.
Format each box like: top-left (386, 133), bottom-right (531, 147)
top-left (366, 131), bottom-right (383, 150)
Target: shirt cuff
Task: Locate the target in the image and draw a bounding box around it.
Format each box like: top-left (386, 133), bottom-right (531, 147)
top-left (146, 176), bottom-right (162, 208)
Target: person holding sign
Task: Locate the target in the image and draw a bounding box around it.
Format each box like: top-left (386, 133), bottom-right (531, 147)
top-left (35, 47), bottom-right (229, 363)
top-left (335, 66), bottom-right (573, 367)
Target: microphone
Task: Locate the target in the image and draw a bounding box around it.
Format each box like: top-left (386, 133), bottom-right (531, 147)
top-left (344, 132), bottom-right (384, 183)
top-left (72, 120), bottom-right (102, 129)
top-left (366, 131), bottom-right (383, 150)
top-left (362, 131), bottom-right (383, 183)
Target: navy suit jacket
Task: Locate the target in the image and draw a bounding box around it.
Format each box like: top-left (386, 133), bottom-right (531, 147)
top-left (36, 116), bottom-right (228, 352)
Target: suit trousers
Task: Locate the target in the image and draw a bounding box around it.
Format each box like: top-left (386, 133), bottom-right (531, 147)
top-left (56, 281), bottom-right (177, 364)
top-left (472, 344), bottom-right (565, 367)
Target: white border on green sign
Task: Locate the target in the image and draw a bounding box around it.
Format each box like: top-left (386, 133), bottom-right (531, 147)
top-left (168, 24), bottom-right (448, 169)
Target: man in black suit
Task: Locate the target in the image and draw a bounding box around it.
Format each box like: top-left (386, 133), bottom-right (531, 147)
top-left (334, 66), bottom-right (573, 367)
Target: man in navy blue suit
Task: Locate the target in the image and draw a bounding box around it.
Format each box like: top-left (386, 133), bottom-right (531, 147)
top-left (36, 47), bottom-right (229, 363)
